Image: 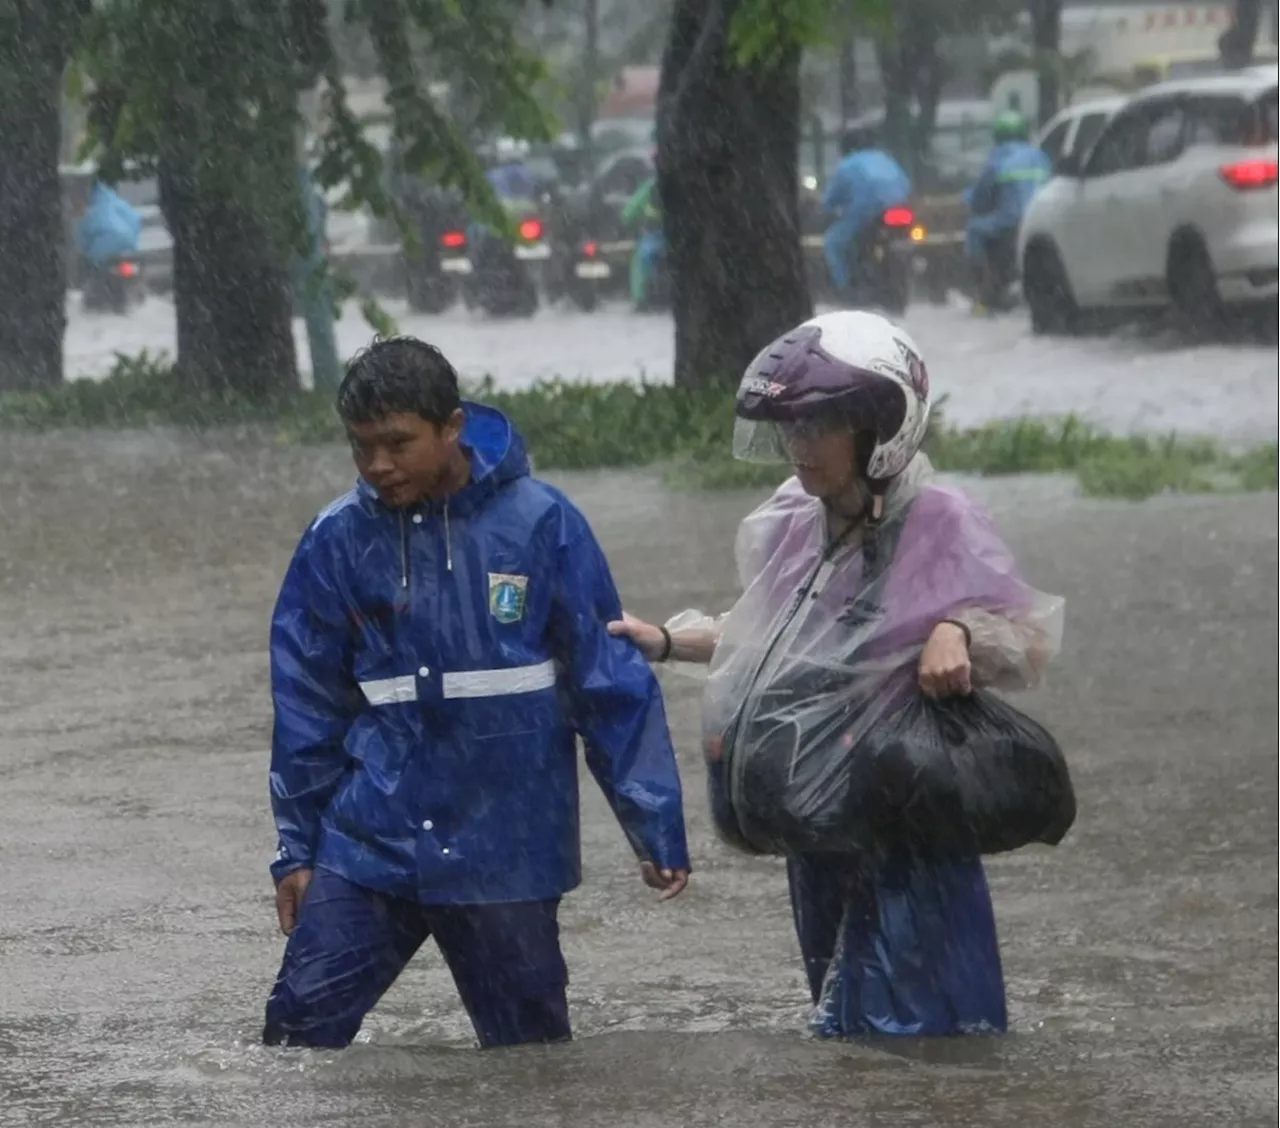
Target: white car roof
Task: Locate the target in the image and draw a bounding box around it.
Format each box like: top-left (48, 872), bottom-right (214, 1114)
top-left (1038, 97), bottom-right (1124, 141)
top-left (1130, 66), bottom-right (1279, 102)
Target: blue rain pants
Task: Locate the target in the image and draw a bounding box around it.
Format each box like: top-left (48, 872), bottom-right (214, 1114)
top-left (787, 851), bottom-right (1008, 1037)
top-left (823, 217), bottom-right (866, 293)
top-left (631, 228), bottom-right (665, 305)
top-left (263, 867), bottom-right (571, 1049)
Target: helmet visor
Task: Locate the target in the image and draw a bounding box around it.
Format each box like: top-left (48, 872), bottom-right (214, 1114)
top-left (732, 415), bottom-right (848, 465)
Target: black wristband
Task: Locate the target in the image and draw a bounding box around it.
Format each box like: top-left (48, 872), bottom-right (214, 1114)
top-left (941, 618), bottom-right (972, 649)
top-left (657, 626), bottom-right (673, 663)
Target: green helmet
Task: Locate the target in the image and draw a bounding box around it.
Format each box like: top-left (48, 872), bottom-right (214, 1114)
top-left (993, 109), bottom-right (1030, 143)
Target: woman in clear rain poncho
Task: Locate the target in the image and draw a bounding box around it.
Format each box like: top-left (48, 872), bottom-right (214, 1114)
top-left (609, 310), bottom-right (1064, 1038)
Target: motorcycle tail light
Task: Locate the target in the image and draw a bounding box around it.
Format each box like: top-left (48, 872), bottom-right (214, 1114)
top-left (583, 240), bottom-right (598, 257)
top-left (116, 261), bottom-right (139, 278)
top-left (519, 218), bottom-right (543, 242)
top-left (883, 206), bottom-right (914, 227)
top-left (441, 230), bottom-right (467, 249)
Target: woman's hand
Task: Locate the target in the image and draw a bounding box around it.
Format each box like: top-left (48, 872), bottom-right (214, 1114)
top-left (918, 621), bottom-right (972, 698)
top-left (607, 611), bottom-right (668, 663)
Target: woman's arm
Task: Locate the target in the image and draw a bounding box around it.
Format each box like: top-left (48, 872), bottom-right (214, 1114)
top-left (951, 605), bottom-right (1061, 691)
top-left (606, 611), bottom-right (723, 666)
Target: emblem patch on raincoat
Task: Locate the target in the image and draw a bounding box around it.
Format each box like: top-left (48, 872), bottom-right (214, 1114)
top-left (488, 573), bottom-right (529, 624)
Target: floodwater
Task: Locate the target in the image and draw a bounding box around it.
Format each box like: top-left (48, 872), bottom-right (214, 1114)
top-left (65, 297), bottom-right (1280, 444)
top-left (0, 429), bottom-right (1276, 1128)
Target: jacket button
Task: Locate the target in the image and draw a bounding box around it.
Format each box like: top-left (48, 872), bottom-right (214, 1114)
top-left (441, 848), bottom-right (450, 855)
top-left (411, 513), bottom-right (423, 525)
top-left (422, 820), bottom-right (433, 830)
top-left (418, 666), bottom-right (430, 677)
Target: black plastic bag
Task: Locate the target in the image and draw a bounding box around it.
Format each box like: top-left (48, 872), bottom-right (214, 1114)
top-left (846, 690), bottom-right (1076, 858)
top-left (711, 689), bottom-right (1074, 859)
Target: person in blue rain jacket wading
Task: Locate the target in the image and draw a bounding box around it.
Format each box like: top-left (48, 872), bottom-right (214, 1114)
top-left (263, 336), bottom-right (690, 1050)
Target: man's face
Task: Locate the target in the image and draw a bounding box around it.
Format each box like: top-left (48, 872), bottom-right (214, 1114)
top-left (345, 410), bottom-right (464, 508)
top-left (782, 419), bottom-right (859, 502)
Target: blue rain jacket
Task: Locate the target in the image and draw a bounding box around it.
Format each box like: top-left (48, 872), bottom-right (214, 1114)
top-left (964, 141), bottom-right (1051, 246)
top-left (269, 403), bottom-right (691, 904)
top-left (486, 162), bottom-right (541, 201)
top-left (75, 183), bottom-right (142, 267)
top-left (823, 149), bottom-right (912, 237)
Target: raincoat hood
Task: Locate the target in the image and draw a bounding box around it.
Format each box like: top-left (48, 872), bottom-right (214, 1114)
top-left (354, 401), bottom-right (530, 519)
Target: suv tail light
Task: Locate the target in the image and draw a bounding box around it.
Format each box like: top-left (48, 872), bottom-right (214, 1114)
top-left (1219, 160), bottom-right (1279, 190)
top-left (883, 206), bottom-right (914, 227)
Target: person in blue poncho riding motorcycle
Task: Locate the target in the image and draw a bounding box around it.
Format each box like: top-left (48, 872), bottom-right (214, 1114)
top-left (964, 110), bottom-right (1052, 311)
top-left (822, 126), bottom-right (912, 297)
top-left (263, 337), bottom-right (690, 1050)
top-left (76, 180), bottom-right (142, 270)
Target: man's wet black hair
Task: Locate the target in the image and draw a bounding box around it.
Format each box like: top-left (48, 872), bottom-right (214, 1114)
top-left (337, 336), bottom-right (462, 426)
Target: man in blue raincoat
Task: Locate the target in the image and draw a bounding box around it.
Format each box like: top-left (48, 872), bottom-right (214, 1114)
top-left (262, 336), bottom-right (690, 1050)
top-left (964, 110), bottom-right (1051, 303)
top-left (75, 180), bottom-right (142, 268)
top-left (822, 126), bottom-right (911, 295)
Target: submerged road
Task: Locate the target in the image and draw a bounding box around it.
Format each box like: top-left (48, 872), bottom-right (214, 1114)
top-left (0, 431), bottom-right (1275, 1127)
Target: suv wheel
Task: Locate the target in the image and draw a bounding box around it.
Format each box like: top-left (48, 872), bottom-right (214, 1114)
top-left (1167, 234), bottom-right (1222, 337)
top-left (1023, 242), bottom-right (1080, 336)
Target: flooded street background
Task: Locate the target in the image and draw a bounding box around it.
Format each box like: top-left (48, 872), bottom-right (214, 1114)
top-left (65, 297), bottom-right (1280, 443)
top-left (1, 429), bottom-right (1275, 1127)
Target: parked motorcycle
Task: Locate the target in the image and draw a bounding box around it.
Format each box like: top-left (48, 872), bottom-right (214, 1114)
top-left (81, 256), bottom-right (145, 314)
top-left (545, 236), bottom-right (613, 312)
top-left (833, 206), bottom-right (914, 315)
top-left (398, 189), bottom-right (468, 314)
top-left (458, 213), bottom-right (544, 318)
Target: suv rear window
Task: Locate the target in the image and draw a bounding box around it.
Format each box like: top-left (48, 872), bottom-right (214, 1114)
top-left (1187, 93), bottom-right (1277, 147)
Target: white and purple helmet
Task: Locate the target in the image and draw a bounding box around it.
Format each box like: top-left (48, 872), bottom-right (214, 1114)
top-left (732, 310), bottom-right (931, 485)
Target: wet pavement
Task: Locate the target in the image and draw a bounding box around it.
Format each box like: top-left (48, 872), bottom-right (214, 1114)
top-left (65, 297), bottom-right (1280, 443)
top-left (0, 429), bottom-right (1276, 1127)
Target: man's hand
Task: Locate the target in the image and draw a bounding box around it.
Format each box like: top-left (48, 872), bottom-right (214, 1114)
top-left (607, 611), bottom-right (667, 663)
top-left (918, 621), bottom-right (972, 699)
top-left (275, 867), bottom-right (314, 935)
top-left (640, 861), bottom-right (689, 902)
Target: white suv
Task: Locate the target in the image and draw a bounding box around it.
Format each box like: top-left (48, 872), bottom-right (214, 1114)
top-left (1019, 67), bottom-right (1278, 333)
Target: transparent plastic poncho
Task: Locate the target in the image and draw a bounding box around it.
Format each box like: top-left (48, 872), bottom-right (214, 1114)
top-left (685, 456), bottom-right (1065, 857)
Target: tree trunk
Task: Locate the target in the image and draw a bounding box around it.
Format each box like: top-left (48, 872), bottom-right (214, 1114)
top-left (837, 32), bottom-right (858, 128)
top-left (159, 98), bottom-right (299, 400)
top-left (1220, 0), bottom-right (1263, 66)
top-left (657, 0), bottom-right (811, 390)
top-left (0, 0), bottom-right (83, 392)
top-left (1029, 0), bottom-right (1063, 126)
top-left (578, 0), bottom-right (600, 163)
top-left (875, 38), bottom-right (915, 171)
